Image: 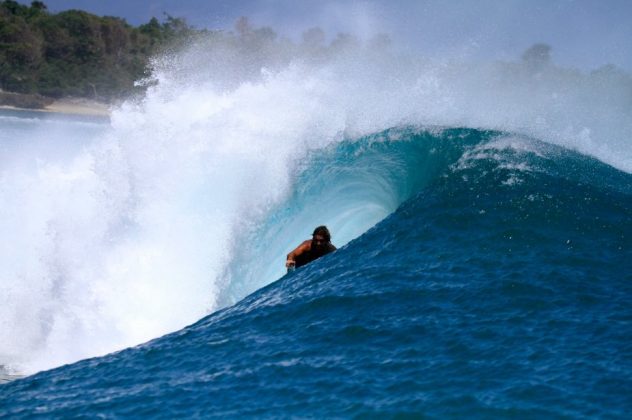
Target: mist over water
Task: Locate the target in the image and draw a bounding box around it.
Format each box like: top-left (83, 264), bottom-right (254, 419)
top-left (1, 25), bottom-right (631, 375)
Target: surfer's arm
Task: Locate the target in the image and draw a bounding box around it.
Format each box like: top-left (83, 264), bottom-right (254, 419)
top-left (286, 240), bottom-right (311, 268)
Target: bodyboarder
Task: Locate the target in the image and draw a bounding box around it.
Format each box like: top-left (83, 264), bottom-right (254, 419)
top-left (286, 226), bottom-right (336, 271)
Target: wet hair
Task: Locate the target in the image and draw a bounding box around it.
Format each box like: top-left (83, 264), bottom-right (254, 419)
top-left (312, 225), bottom-right (331, 242)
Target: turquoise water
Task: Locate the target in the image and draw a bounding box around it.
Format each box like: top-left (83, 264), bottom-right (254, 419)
top-left (1, 126), bottom-right (630, 417)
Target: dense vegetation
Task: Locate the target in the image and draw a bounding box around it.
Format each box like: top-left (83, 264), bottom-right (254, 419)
top-left (0, 0), bottom-right (197, 101)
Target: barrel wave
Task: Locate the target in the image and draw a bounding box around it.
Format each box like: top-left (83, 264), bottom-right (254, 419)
top-left (2, 27), bottom-right (632, 416)
top-left (1, 125), bottom-right (630, 417)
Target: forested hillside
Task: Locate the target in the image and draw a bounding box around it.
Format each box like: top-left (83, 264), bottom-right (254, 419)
top-left (0, 0), bottom-right (197, 101)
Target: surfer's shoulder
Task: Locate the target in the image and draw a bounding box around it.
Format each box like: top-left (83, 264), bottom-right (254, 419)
top-left (288, 240), bottom-right (311, 257)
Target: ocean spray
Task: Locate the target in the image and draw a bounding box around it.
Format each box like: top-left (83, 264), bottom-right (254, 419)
top-left (1, 32), bottom-right (630, 374)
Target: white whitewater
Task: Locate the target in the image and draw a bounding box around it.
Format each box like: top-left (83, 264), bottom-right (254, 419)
top-left (1, 34), bottom-right (630, 375)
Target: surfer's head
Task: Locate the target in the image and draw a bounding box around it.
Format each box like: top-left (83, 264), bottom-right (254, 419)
top-left (312, 226), bottom-right (331, 241)
top-left (312, 225), bottom-right (331, 250)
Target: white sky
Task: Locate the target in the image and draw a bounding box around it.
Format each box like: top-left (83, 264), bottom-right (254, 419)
top-left (21, 0), bottom-right (632, 71)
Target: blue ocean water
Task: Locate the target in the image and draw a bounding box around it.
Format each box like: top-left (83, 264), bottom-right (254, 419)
top-left (1, 126), bottom-right (630, 417)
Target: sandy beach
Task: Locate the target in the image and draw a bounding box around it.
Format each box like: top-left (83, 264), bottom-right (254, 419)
top-left (45, 97), bottom-right (111, 116)
top-left (0, 99), bottom-right (110, 117)
top-left (0, 94), bottom-right (111, 118)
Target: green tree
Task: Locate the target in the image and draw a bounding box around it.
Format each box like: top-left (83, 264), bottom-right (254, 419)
top-left (0, 1), bottom-right (199, 100)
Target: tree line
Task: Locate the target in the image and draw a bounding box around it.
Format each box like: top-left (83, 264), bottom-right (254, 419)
top-left (4, 1), bottom-right (627, 107)
top-left (0, 0), bottom-right (197, 101)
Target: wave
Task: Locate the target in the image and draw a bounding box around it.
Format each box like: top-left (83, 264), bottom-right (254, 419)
top-left (1, 37), bottom-right (631, 375)
top-left (217, 126), bottom-right (494, 304)
top-left (1, 123), bottom-right (629, 417)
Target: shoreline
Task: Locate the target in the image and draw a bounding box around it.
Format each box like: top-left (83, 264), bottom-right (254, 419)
top-left (0, 92), bottom-right (112, 120)
top-left (0, 98), bottom-right (110, 117)
top-left (46, 98), bottom-right (111, 116)
top-left (0, 98), bottom-right (111, 123)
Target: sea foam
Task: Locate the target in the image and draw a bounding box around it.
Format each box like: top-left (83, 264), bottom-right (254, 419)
top-left (1, 31), bottom-right (630, 374)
